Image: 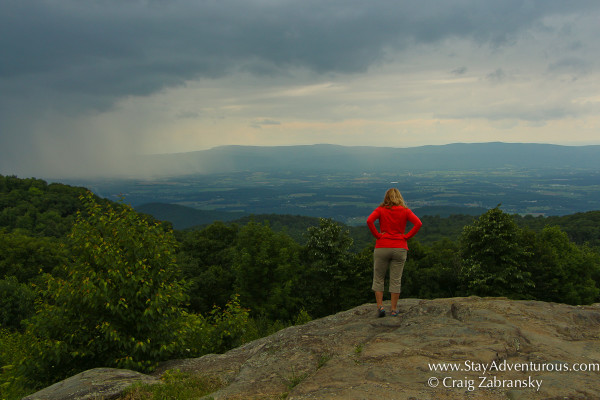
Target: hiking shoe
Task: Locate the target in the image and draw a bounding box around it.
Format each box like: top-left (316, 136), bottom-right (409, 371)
top-left (377, 307), bottom-right (386, 318)
top-left (391, 310), bottom-right (399, 317)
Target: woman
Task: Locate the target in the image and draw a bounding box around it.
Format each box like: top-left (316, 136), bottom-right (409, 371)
top-left (367, 188), bottom-right (422, 317)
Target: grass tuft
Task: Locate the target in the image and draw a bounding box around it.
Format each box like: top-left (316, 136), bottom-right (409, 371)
top-left (119, 369), bottom-right (222, 400)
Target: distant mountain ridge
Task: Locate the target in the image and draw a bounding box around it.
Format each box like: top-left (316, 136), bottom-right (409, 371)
top-left (139, 142), bottom-right (600, 176)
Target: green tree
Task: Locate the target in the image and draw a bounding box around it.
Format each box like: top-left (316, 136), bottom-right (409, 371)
top-left (528, 226), bottom-right (600, 304)
top-left (299, 218), bottom-right (356, 317)
top-left (349, 244), bottom-right (378, 305)
top-left (0, 230), bottom-right (67, 283)
top-left (459, 207), bottom-right (534, 298)
top-left (176, 222), bottom-right (238, 314)
top-left (0, 175), bottom-right (88, 238)
top-left (402, 238), bottom-right (461, 299)
top-left (0, 277), bottom-right (36, 331)
top-left (22, 192), bottom-right (189, 385)
top-left (232, 221), bottom-right (300, 321)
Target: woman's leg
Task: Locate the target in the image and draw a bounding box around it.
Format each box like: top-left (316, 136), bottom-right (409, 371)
top-left (390, 292), bottom-right (400, 311)
top-left (372, 248), bottom-right (391, 313)
top-left (375, 290), bottom-right (384, 308)
top-left (388, 249), bottom-right (408, 311)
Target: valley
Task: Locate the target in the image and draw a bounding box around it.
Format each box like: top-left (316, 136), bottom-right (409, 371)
top-left (67, 167), bottom-right (600, 228)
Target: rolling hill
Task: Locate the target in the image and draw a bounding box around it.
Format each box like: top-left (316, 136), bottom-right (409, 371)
top-left (135, 142), bottom-right (600, 177)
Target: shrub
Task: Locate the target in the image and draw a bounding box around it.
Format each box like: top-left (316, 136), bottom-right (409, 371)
top-left (0, 329), bottom-right (33, 400)
top-left (22, 192), bottom-right (189, 385)
top-left (175, 294), bottom-right (253, 359)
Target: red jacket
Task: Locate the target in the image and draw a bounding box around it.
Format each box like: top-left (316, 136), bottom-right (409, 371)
top-left (367, 206), bottom-right (422, 249)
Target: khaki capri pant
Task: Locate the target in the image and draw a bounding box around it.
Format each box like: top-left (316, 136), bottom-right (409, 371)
top-left (372, 248), bottom-right (408, 293)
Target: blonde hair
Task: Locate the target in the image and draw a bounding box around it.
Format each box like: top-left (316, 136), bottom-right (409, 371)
top-left (379, 188), bottom-right (406, 208)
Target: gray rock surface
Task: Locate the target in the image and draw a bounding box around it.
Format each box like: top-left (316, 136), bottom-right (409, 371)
top-left (157, 297), bottom-right (600, 399)
top-left (22, 368), bottom-right (160, 400)
top-left (24, 297), bottom-right (600, 399)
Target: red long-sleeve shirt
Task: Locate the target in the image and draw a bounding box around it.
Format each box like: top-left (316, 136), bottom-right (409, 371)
top-left (366, 206), bottom-right (422, 249)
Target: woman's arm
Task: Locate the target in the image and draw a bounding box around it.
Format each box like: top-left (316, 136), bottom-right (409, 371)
top-left (404, 209), bottom-right (423, 239)
top-left (366, 209), bottom-right (382, 239)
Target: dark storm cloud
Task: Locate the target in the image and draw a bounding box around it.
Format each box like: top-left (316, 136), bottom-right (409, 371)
top-left (2, 0), bottom-right (598, 108)
top-left (2, 0), bottom-right (600, 177)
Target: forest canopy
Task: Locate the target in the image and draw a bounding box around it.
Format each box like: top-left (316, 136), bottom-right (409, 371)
top-left (1, 174), bottom-right (599, 399)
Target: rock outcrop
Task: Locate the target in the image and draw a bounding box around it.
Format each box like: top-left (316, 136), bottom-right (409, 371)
top-left (22, 368), bottom-right (160, 400)
top-left (25, 297), bottom-right (600, 399)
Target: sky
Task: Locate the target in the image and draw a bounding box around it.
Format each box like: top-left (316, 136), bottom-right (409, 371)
top-left (2, 0), bottom-right (600, 178)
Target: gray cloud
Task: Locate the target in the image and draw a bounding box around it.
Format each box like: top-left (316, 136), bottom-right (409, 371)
top-left (2, 0), bottom-right (600, 177)
top-left (548, 57), bottom-right (590, 75)
top-left (486, 68), bottom-right (508, 83)
top-left (3, 0), bottom-right (598, 105)
top-left (176, 111), bottom-right (201, 120)
top-left (451, 67), bottom-right (468, 75)
top-left (250, 119), bottom-right (282, 129)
